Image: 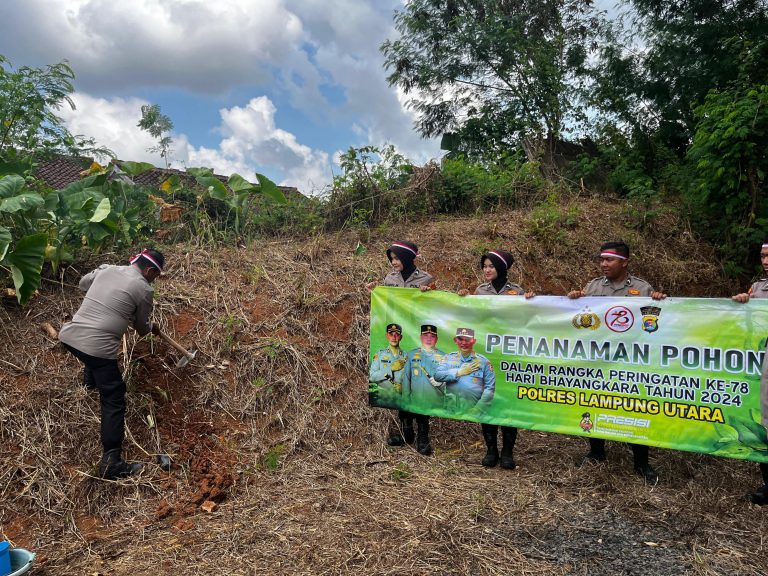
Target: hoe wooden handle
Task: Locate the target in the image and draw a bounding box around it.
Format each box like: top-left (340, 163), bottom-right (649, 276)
top-left (158, 331), bottom-right (192, 357)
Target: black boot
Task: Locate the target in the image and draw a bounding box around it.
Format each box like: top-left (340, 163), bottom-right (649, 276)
top-left (481, 424), bottom-right (499, 468)
top-left (748, 463), bottom-right (768, 505)
top-left (578, 437), bottom-right (606, 467)
top-left (749, 485), bottom-right (768, 505)
top-left (402, 417), bottom-right (415, 444)
top-left (632, 444), bottom-right (658, 484)
top-left (500, 426), bottom-right (517, 470)
top-left (416, 417), bottom-right (432, 455)
top-left (99, 449), bottom-right (142, 480)
top-left (387, 414), bottom-right (415, 446)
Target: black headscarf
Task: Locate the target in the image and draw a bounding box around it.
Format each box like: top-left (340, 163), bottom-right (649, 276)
top-left (481, 250), bottom-right (514, 293)
top-left (387, 241), bottom-right (419, 281)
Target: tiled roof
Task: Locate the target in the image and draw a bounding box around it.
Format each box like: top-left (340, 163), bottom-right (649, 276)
top-left (33, 156), bottom-right (303, 199)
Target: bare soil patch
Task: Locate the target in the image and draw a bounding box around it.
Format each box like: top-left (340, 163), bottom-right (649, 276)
top-left (0, 203), bottom-right (765, 575)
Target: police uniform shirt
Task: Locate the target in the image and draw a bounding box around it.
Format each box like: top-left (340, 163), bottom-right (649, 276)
top-left (583, 274), bottom-right (654, 297)
top-left (435, 352), bottom-right (495, 408)
top-left (746, 279), bottom-right (768, 427)
top-left (405, 347), bottom-right (445, 408)
top-left (59, 264), bottom-right (154, 359)
top-left (748, 279), bottom-right (768, 299)
top-left (474, 281), bottom-right (525, 296)
top-left (381, 268), bottom-right (434, 289)
top-left (369, 346), bottom-right (408, 395)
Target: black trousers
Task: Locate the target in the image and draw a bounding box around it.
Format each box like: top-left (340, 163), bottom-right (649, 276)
top-left (62, 343), bottom-right (126, 453)
top-left (398, 410), bottom-right (428, 425)
top-left (589, 437), bottom-right (649, 465)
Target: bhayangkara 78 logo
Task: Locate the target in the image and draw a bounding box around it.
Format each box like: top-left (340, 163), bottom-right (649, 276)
top-left (605, 305), bottom-right (634, 332)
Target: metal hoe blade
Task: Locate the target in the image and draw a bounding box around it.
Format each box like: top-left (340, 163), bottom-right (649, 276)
top-left (175, 349), bottom-right (197, 368)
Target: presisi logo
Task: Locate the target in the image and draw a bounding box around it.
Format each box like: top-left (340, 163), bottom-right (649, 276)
top-left (596, 414), bottom-right (651, 428)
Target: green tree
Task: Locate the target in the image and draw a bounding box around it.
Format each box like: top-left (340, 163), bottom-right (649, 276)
top-left (0, 56), bottom-right (105, 161)
top-left (686, 79), bottom-right (768, 275)
top-left (137, 104), bottom-right (174, 168)
top-left (381, 0), bottom-right (597, 165)
top-left (593, 1), bottom-right (768, 155)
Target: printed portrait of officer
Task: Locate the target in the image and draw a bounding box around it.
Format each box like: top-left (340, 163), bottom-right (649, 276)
top-left (405, 324), bottom-right (446, 410)
top-left (369, 323), bottom-right (408, 403)
top-left (434, 327), bottom-right (496, 414)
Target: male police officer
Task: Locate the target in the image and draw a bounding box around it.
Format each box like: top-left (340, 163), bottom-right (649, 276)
top-left (404, 324), bottom-right (445, 455)
top-left (368, 323), bottom-right (414, 445)
top-left (59, 248), bottom-right (164, 480)
top-left (435, 327), bottom-right (495, 413)
top-left (731, 240), bottom-right (768, 505)
top-left (568, 241), bottom-right (666, 483)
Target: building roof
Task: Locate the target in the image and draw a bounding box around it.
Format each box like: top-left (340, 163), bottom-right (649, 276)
top-left (34, 156), bottom-right (303, 200)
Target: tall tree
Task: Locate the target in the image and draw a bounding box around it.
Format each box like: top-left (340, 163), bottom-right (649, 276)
top-left (381, 0), bottom-right (598, 164)
top-left (593, 0), bottom-right (768, 154)
top-left (137, 104), bottom-right (174, 169)
top-left (0, 56), bottom-right (104, 161)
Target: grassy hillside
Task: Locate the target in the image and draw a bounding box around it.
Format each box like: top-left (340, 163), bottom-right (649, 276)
top-left (1, 201), bottom-right (765, 575)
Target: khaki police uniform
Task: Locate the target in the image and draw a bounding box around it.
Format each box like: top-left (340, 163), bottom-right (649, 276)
top-left (382, 269), bottom-right (434, 288)
top-left (582, 274), bottom-right (653, 297)
top-left (474, 281), bottom-right (524, 296)
top-left (581, 273), bottom-right (656, 474)
top-left (474, 281), bottom-right (524, 465)
top-left (747, 279), bottom-right (768, 429)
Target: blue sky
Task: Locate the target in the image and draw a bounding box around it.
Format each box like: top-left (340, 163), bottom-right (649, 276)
top-left (0, 0), bottom-right (443, 194)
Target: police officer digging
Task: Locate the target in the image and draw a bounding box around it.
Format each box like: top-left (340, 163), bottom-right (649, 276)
top-left (59, 248), bottom-right (164, 480)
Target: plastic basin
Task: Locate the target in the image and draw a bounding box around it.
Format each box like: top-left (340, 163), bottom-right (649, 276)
top-left (8, 549), bottom-right (35, 576)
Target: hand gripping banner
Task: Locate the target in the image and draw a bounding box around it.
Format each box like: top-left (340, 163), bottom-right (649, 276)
top-left (368, 287), bottom-right (768, 463)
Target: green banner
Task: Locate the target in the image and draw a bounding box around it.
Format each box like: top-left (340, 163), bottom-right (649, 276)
top-left (368, 287), bottom-right (768, 463)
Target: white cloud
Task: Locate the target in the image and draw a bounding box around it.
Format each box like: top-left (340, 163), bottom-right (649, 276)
top-left (1, 0), bottom-right (442, 189)
top-left (60, 93), bottom-right (331, 193)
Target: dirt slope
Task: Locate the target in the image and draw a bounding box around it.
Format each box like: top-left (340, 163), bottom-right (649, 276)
top-left (1, 200), bottom-right (766, 576)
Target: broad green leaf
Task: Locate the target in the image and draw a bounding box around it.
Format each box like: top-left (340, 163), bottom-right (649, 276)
top-left (714, 423), bottom-right (739, 443)
top-left (0, 159), bottom-right (32, 177)
top-left (186, 167), bottom-right (214, 178)
top-left (711, 442), bottom-right (753, 458)
top-left (228, 173), bottom-right (255, 193)
top-left (90, 198), bottom-right (112, 222)
top-left (0, 192), bottom-right (45, 213)
top-left (7, 232), bottom-right (47, 305)
top-left (354, 241), bottom-right (366, 256)
top-left (119, 161), bottom-right (155, 176)
top-left (196, 176), bottom-right (229, 201)
top-left (0, 174), bottom-right (25, 199)
top-left (0, 226), bottom-right (11, 261)
top-left (59, 172), bottom-right (106, 194)
top-left (86, 222), bottom-right (112, 242)
top-left (44, 190), bottom-right (62, 214)
top-left (255, 173), bottom-right (286, 203)
top-left (732, 417), bottom-right (768, 450)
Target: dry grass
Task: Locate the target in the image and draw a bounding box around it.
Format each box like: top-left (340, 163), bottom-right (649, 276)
top-left (1, 200), bottom-right (766, 576)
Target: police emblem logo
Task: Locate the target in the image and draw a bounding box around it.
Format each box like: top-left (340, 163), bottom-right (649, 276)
top-left (628, 288), bottom-right (641, 296)
top-left (572, 310), bottom-right (601, 330)
top-left (640, 305), bottom-right (661, 333)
